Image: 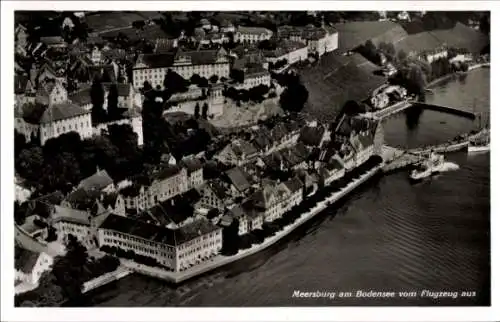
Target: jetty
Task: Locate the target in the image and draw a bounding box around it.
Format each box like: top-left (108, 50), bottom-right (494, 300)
top-left (363, 100), bottom-right (478, 121)
top-left (409, 102), bottom-right (476, 119)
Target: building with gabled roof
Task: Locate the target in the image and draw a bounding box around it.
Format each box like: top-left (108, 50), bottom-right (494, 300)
top-left (133, 48), bottom-right (230, 89)
top-left (15, 246), bottom-right (53, 287)
top-left (263, 40), bottom-right (308, 65)
top-left (234, 26), bottom-right (273, 44)
top-left (225, 166), bottom-right (252, 197)
top-left (180, 157), bottom-right (204, 189)
top-left (78, 169), bottom-right (114, 193)
top-left (215, 139), bottom-right (260, 166)
top-left (48, 204), bottom-right (96, 248)
top-left (119, 165), bottom-right (189, 212)
top-left (198, 179), bottom-right (231, 212)
top-left (97, 214), bottom-right (222, 272)
top-left (15, 79), bottom-right (93, 145)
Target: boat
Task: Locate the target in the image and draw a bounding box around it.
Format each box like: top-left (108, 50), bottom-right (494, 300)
top-left (468, 143), bottom-right (490, 153)
top-left (468, 105), bottom-right (490, 154)
top-left (409, 152), bottom-right (445, 182)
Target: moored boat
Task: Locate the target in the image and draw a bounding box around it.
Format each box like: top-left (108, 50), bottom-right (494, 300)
top-left (409, 152), bottom-right (445, 182)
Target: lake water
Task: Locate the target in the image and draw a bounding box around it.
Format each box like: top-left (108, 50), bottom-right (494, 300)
top-left (79, 68), bottom-right (490, 307)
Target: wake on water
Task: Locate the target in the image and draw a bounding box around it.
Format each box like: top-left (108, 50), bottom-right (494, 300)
top-left (437, 162), bottom-right (460, 172)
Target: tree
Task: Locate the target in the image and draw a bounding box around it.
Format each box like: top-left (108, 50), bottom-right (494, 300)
top-left (209, 75), bottom-right (219, 84)
top-left (480, 14), bottom-right (490, 35)
top-left (143, 80), bottom-right (153, 92)
top-left (190, 74), bottom-right (201, 85)
top-left (279, 75), bottom-right (309, 113)
top-left (107, 84), bottom-right (119, 119)
top-left (202, 102), bottom-right (209, 119)
top-left (397, 49), bottom-right (408, 61)
top-left (132, 20), bottom-right (146, 30)
top-left (52, 235), bottom-right (89, 300)
top-left (90, 77), bottom-right (106, 124)
top-left (16, 147), bottom-right (44, 183)
top-left (163, 69), bottom-right (189, 93)
top-left (194, 102), bottom-right (200, 119)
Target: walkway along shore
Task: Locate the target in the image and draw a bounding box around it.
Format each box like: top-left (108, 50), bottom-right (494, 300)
top-left (120, 163), bottom-right (383, 284)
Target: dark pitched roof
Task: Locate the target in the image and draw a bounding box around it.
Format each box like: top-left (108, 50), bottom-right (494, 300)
top-left (237, 26), bottom-right (272, 35)
top-left (206, 180), bottom-right (229, 200)
top-left (181, 158), bottom-right (203, 174)
top-left (225, 167), bottom-right (251, 192)
top-left (101, 193), bottom-right (119, 209)
top-left (65, 188), bottom-right (102, 211)
top-left (251, 128), bottom-right (273, 151)
top-left (40, 36), bottom-right (65, 46)
top-left (15, 246), bottom-right (41, 274)
top-left (325, 158), bottom-right (344, 171)
top-left (149, 189), bottom-right (200, 225)
top-left (230, 139), bottom-right (258, 157)
top-left (21, 101), bottom-right (90, 124)
top-left (99, 213), bottom-right (219, 246)
top-left (136, 49), bottom-right (227, 69)
top-left (51, 205), bottom-right (91, 225)
top-left (154, 165), bottom-right (183, 182)
top-left (119, 183), bottom-right (143, 198)
top-left (101, 83), bottom-right (132, 97)
top-left (15, 74), bottom-right (30, 95)
top-left (299, 125), bottom-right (325, 146)
top-left (69, 87), bottom-right (92, 106)
top-left (283, 177), bottom-right (303, 193)
top-left (78, 170), bottom-right (113, 192)
top-left (99, 213), bottom-right (177, 245)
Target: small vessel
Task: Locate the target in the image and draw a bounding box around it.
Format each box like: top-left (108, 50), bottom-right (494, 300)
top-left (468, 107), bottom-right (490, 154)
top-left (409, 152), bottom-right (445, 182)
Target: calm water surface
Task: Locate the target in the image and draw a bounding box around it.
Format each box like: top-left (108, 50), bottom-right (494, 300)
top-left (80, 68), bottom-right (490, 307)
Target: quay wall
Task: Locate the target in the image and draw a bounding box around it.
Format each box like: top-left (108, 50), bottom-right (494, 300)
top-left (410, 102), bottom-right (476, 119)
top-left (123, 164), bottom-right (383, 284)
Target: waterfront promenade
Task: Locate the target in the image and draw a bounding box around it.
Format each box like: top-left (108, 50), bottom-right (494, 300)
top-left (121, 164), bottom-right (383, 284)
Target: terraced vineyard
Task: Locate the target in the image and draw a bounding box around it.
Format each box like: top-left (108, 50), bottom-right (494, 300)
top-left (300, 53), bottom-right (385, 121)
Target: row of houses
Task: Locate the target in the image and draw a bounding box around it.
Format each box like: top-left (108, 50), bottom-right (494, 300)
top-left (16, 112), bottom-right (384, 278)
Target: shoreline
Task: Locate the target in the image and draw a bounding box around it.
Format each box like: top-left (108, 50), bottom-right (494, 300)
top-left (119, 163), bottom-right (383, 284)
top-left (426, 62), bottom-right (490, 89)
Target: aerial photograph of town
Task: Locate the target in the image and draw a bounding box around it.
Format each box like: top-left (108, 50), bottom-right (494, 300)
top-left (10, 9), bottom-right (490, 309)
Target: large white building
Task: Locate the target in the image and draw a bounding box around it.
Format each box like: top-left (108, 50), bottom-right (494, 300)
top-left (119, 165), bottom-right (189, 212)
top-left (97, 214), bottom-right (223, 272)
top-left (277, 25), bottom-right (339, 57)
top-left (263, 41), bottom-right (309, 65)
top-left (133, 48), bottom-right (230, 89)
top-left (69, 83), bottom-right (141, 112)
top-left (234, 26), bottom-right (273, 44)
top-left (15, 80), bottom-right (93, 145)
top-left (250, 177), bottom-right (303, 223)
top-left (48, 205), bottom-right (96, 249)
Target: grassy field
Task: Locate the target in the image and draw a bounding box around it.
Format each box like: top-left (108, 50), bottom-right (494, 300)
top-left (394, 22), bottom-right (489, 55)
top-left (333, 21), bottom-right (408, 52)
top-left (86, 11), bottom-right (163, 33)
top-left (300, 53), bottom-right (385, 121)
top-left (429, 22), bottom-right (489, 53)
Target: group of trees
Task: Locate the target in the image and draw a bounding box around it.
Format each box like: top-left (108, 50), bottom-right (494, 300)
top-left (194, 102), bottom-right (209, 119)
top-left (15, 123), bottom-right (141, 195)
top-left (269, 59), bottom-right (288, 71)
top-left (278, 73), bottom-right (309, 113)
top-left (189, 74), bottom-right (210, 88)
top-left (223, 84), bottom-right (270, 105)
top-left (90, 78), bottom-right (123, 124)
